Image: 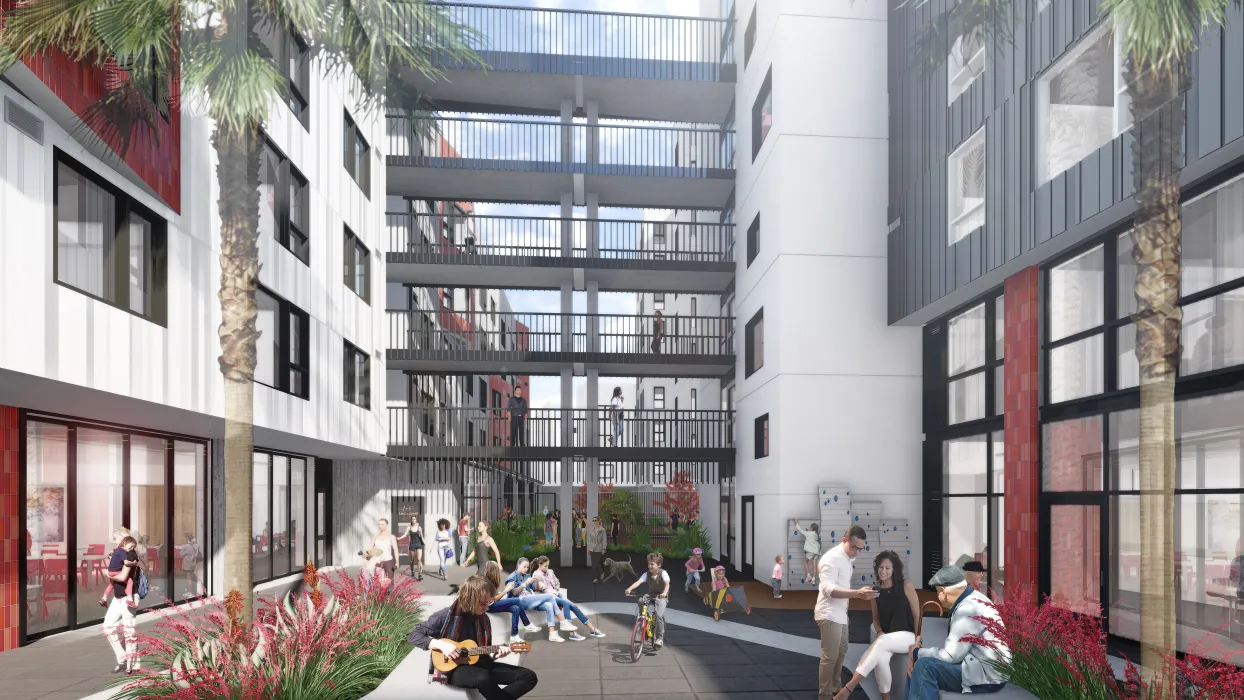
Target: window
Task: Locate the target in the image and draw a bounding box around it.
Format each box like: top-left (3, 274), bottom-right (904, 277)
top-left (653, 293), bottom-right (666, 311)
top-left (746, 213), bottom-right (760, 266)
top-left (942, 431), bottom-right (1005, 599)
top-left (1047, 245), bottom-right (1106, 402)
top-left (944, 295), bottom-right (1004, 425)
top-left (479, 379), bottom-right (487, 408)
top-left (258, 140), bottom-right (309, 264)
top-left (492, 389), bottom-right (501, 412)
top-left (286, 30), bottom-right (309, 125)
top-left (691, 388), bottom-right (697, 410)
top-left (1037, 23), bottom-right (1130, 184)
top-left (754, 413), bottom-right (769, 458)
top-left (343, 227), bottom-right (370, 302)
top-left (948, 128), bottom-right (985, 245)
top-left (654, 224), bottom-right (666, 245)
top-left (654, 387), bottom-right (665, 409)
top-left (947, 31), bottom-right (985, 104)
top-left (387, 369), bottom-right (409, 404)
top-left (343, 340), bottom-right (371, 408)
top-left (752, 68), bottom-right (773, 160)
top-left (54, 152), bottom-right (168, 323)
top-left (343, 111), bottom-right (371, 195)
top-left (255, 286), bottom-right (310, 399)
top-left (252, 451), bottom-right (309, 583)
top-left (743, 3), bottom-right (757, 67)
top-left (745, 308), bottom-right (765, 377)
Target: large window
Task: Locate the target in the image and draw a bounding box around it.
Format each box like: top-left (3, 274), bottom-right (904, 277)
top-left (746, 213), bottom-right (760, 266)
top-left (255, 286), bottom-right (310, 399)
top-left (745, 308), bottom-right (764, 377)
top-left (54, 152), bottom-right (167, 323)
top-left (343, 340), bottom-right (371, 409)
top-left (948, 128), bottom-right (985, 245)
top-left (344, 111), bottom-right (371, 195)
top-left (258, 140), bottom-right (310, 264)
top-left (947, 31), bottom-right (985, 104)
top-left (754, 414), bottom-right (769, 459)
top-left (24, 418), bottom-right (206, 639)
top-left (1036, 22), bottom-right (1130, 184)
top-left (343, 226), bottom-right (371, 302)
top-left (751, 68), bottom-right (773, 161)
top-left (947, 296), bottom-right (1004, 425)
top-left (253, 451), bottom-right (309, 584)
top-left (943, 432), bottom-right (1006, 599)
top-left (653, 386), bottom-right (665, 410)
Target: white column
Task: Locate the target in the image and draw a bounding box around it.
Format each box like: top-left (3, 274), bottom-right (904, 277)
top-left (586, 280), bottom-right (599, 353)
top-left (586, 192), bottom-right (600, 259)
top-left (560, 193), bottom-right (574, 257)
top-left (585, 369), bottom-right (600, 562)
top-left (560, 98), bottom-right (574, 164)
top-left (559, 457), bottom-right (573, 568)
top-left (560, 281), bottom-right (573, 353)
top-left (586, 99), bottom-right (599, 165)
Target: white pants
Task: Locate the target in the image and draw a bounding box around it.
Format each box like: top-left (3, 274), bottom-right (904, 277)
top-left (855, 630), bottom-right (916, 693)
top-left (102, 597), bottom-right (138, 667)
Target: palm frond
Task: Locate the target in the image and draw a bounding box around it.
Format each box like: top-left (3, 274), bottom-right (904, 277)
top-left (903, 0), bottom-right (1016, 79)
top-left (1101, 0), bottom-right (1239, 75)
top-left (0, 0), bottom-right (113, 66)
top-left (75, 73), bottom-right (167, 153)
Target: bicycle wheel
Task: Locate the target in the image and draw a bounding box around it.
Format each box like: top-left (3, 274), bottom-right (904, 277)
top-left (629, 616), bottom-right (646, 662)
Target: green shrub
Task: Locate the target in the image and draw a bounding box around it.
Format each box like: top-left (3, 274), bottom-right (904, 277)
top-left (667, 521), bottom-right (712, 558)
top-left (628, 526), bottom-right (652, 550)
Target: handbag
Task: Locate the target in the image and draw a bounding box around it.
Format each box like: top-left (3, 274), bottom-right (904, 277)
top-left (137, 570), bottom-right (151, 600)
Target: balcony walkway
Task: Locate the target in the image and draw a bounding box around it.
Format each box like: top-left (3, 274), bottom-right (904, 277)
top-left (386, 213), bottom-right (734, 293)
top-left (387, 311), bottom-right (734, 377)
top-left (398, 3), bottom-right (736, 123)
top-left (386, 116), bottom-right (735, 210)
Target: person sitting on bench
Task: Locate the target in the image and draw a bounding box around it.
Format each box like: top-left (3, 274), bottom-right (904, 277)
top-left (905, 566), bottom-right (1009, 700)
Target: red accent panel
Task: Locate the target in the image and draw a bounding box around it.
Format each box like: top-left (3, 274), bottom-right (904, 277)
top-left (0, 3), bottom-right (181, 213)
top-left (1003, 266), bottom-right (1040, 605)
top-left (0, 406), bottom-right (19, 652)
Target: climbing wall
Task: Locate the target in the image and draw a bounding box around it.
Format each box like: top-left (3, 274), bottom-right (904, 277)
top-left (781, 484), bottom-right (911, 592)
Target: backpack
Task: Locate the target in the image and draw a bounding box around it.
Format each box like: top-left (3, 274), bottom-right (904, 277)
top-left (136, 569), bottom-right (150, 600)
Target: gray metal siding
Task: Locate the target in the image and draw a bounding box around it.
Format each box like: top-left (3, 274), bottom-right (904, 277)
top-left (888, 0), bottom-right (1244, 323)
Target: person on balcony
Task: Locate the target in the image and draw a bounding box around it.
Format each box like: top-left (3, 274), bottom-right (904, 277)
top-left (507, 387), bottom-right (528, 446)
top-left (651, 310), bottom-right (665, 354)
top-left (609, 387), bottom-right (625, 447)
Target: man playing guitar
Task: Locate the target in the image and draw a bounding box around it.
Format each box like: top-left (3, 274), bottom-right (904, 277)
top-left (407, 574), bottom-right (539, 699)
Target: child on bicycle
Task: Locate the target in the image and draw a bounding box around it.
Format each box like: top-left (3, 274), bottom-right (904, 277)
top-left (624, 552), bottom-right (670, 649)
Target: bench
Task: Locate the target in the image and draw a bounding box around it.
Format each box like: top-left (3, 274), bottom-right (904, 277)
top-left (365, 590), bottom-right (570, 700)
top-left (910, 618), bottom-right (1037, 700)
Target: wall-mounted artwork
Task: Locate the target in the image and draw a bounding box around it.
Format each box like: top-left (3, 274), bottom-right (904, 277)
top-left (27, 485), bottom-right (66, 543)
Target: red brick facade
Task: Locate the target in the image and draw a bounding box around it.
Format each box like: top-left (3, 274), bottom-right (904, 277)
top-left (0, 407), bottom-right (19, 652)
top-left (1003, 266), bottom-right (1040, 605)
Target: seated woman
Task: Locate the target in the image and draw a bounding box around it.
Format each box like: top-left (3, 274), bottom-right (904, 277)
top-left (482, 560), bottom-right (568, 643)
top-left (408, 574), bottom-right (539, 698)
top-left (530, 556), bottom-right (606, 640)
top-left (833, 551), bottom-right (921, 700)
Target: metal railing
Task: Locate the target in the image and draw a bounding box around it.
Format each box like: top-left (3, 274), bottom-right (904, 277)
top-left (386, 212), bottom-right (734, 262)
top-left (387, 115), bottom-right (735, 175)
top-left (388, 407), bottom-right (734, 450)
top-left (410, 3), bottom-right (735, 81)
top-left (388, 310), bottom-right (734, 356)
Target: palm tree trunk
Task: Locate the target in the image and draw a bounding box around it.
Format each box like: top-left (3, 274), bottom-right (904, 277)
top-left (1128, 55), bottom-right (1187, 693)
top-left (214, 123), bottom-right (263, 623)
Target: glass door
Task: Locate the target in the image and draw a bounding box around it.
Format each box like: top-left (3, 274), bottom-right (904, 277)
top-left (1042, 494), bottom-right (1107, 623)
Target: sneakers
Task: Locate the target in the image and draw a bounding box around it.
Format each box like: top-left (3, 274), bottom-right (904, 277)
top-left (653, 640), bottom-right (663, 650)
top-left (548, 630), bottom-right (565, 643)
top-left (558, 619), bottom-right (577, 632)
top-left (523, 624), bottom-right (541, 633)
top-left (509, 634), bottom-right (524, 644)
top-left (567, 632), bottom-right (586, 641)
top-left (589, 629), bottom-right (606, 638)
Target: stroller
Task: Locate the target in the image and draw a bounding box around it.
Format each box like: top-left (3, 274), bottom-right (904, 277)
top-left (704, 566), bottom-right (751, 621)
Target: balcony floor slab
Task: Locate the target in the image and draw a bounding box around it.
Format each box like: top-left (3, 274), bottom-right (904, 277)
top-left (385, 255), bottom-right (734, 293)
top-left (386, 351), bottom-right (734, 378)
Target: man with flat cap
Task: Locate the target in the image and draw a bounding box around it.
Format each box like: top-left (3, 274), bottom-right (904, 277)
top-left (904, 566), bottom-right (1009, 700)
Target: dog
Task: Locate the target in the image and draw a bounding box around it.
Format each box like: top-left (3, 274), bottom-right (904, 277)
top-left (600, 555), bottom-right (637, 582)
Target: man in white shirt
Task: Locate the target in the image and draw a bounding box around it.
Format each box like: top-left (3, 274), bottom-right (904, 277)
top-left (815, 525), bottom-right (878, 698)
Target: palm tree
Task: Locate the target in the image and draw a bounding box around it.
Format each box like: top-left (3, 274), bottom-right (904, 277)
top-left (908, 0), bottom-right (1238, 686)
top-left (0, 0), bottom-right (478, 622)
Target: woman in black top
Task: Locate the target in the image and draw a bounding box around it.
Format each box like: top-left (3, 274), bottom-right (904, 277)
top-left (407, 515), bottom-right (425, 581)
top-left (833, 551), bottom-right (921, 700)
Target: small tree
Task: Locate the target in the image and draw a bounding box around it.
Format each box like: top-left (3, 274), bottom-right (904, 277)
top-left (653, 471), bottom-right (699, 520)
top-left (573, 482), bottom-right (615, 512)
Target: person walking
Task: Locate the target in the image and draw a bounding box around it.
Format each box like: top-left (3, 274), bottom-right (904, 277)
top-left (364, 518), bottom-right (399, 579)
top-left (588, 517), bottom-right (608, 583)
top-left (405, 514), bottom-right (425, 581)
top-left (457, 513), bottom-right (472, 566)
top-left (609, 387), bottom-right (624, 447)
top-left (610, 515), bottom-right (621, 547)
top-left (669, 508), bottom-right (681, 532)
top-left (651, 310), bottom-right (665, 354)
top-left (834, 551), bottom-right (921, 700)
top-left (434, 519), bottom-right (454, 578)
top-left (507, 387), bottom-right (528, 447)
top-left (463, 520), bottom-right (503, 576)
top-left (906, 566), bottom-right (1010, 700)
top-left (815, 525), bottom-right (878, 699)
top-left (102, 530), bottom-right (141, 674)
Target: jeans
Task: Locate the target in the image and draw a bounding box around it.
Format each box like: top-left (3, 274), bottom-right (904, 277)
top-left (771, 578), bottom-right (782, 597)
top-left (906, 658), bottom-right (1006, 700)
top-left (612, 417), bottom-right (623, 446)
top-left (508, 594), bottom-right (558, 635)
top-left (488, 597), bottom-right (534, 636)
top-left (447, 655), bottom-right (538, 700)
top-left (686, 571), bottom-right (701, 589)
top-left (458, 536), bottom-right (469, 565)
top-left (642, 598), bottom-right (667, 643)
top-left (553, 596), bottom-right (589, 624)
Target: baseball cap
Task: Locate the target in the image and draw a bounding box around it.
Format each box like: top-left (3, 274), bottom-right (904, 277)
top-left (928, 565), bottom-right (966, 588)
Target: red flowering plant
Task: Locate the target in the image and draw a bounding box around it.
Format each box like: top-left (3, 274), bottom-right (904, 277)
top-left (1121, 629), bottom-right (1244, 700)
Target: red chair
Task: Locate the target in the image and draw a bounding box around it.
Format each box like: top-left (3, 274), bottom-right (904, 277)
top-left (41, 560), bottom-right (69, 622)
top-left (83, 544), bottom-right (106, 587)
top-left (147, 545), bottom-right (161, 575)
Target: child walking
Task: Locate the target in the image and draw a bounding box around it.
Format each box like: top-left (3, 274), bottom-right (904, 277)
top-left (684, 548), bottom-right (706, 593)
top-left (625, 553), bottom-right (670, 650)
top-left (772, 555), bottom-right (784, 599)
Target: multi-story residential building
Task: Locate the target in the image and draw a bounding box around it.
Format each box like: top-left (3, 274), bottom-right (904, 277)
top-left (888, 0), bottom-right (1244, 664)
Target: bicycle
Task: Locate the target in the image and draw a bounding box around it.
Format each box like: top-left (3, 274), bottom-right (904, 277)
top-left (626, 592), bottom-right (656, 662)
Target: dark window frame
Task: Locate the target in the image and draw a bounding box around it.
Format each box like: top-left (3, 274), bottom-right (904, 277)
top-left (743, 3), bottom-right (758, 67)
top-left (343, 110), bottom-right (371, 196)
top-left (252, 449), bottom-right (311, 585)
top-left (52, 149), bottom-right (169, 325)
top-left (751, 67), bottom-right (773, 161)
top-left (255, 285), bottom-right (311, 400)
top-left (343, 339), bottom-right (371, 409)
top-left (754, 413), bottom-right (769, 458)
top-left (260, 137), bottom-right (310, 265)
top-left (285, 28), bottom-right (310, 129)
top-left (745, 308), bottom-right (765, 377)
top-left (343, 226), bottom-right (371, 303)
top-left (746, 213), bottom-right (760, 266)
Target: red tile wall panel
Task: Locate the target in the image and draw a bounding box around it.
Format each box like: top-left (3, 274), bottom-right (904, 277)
top-left (0, 406), bottom-right (19, 652)
top-left (1003, 266), bottom-right (1040, 605)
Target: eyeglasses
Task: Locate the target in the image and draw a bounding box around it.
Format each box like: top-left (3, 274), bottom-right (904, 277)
top-left (845, 540), bottom-right (866, 555)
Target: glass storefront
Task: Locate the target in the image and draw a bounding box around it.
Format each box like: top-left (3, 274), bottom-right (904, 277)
top-left (252, 450), bottom-right (310, 583)
top-left (24, 417), bottom-right (206, 639)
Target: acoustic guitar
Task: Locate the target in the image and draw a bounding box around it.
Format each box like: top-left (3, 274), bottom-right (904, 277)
top-left (431, 639), bottom-right (532, 673)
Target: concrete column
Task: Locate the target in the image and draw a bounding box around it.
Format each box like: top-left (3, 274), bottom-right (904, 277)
top-left (586, 192), bottom-right (600, 258)
top-left (585, 369), bottom-right (600, 565)
top-left (559, 457), bottom-right (573, 568)
top-left (560, 193), bottom-right (574, 257)
top-left (560, 281), bottom-right (573, 353)
top-left (560, 98), bottom-right (573, 164)
top-left (586, 99), bottom-right (600, 165)
top-left (586, 280), bottom-right (599, 353)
